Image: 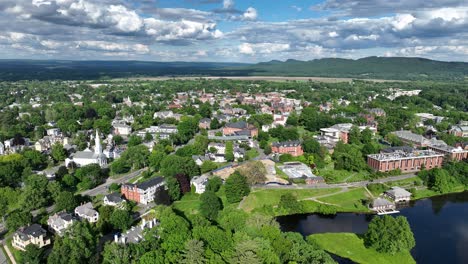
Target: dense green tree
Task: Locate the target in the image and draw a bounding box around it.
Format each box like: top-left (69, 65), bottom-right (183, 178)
top-left (302, 138), bottom-right (321, 154)
top-left (278, 193), bottom-right (303, 214)
top-left (348, 126), bottom-right (362, 145)
top-left (110, 209), bottom-right (133, 231)
top-left (225, 171), bottom-right (250, 203)
top-left (364, 215), bottom-right (415, 254)
top-left (199, 191), bottom-right (222, 220)
top-left (51, 143), bottom-right (67, 162)
top-left (160, 155), bottom-right (199, 177)
top-left (102, 243), bottom-right (131, 264)
top-left (206, 176), bottom-right (222, 192)
top-left (210, 118), bottom-right (220, 130)
top-left (110, 158), bottom-right (131, 174)
top-left (166, 176), bottom-right (181, 201)
top-left (22, 150), bottom-right (47, 170)
top-left (181, 239), bottom-right (206, 264)
top-left (54, 191), bottom-right (78, 212)
top-left (48, 222), bottom-right (98, 264)
top-left (200, 160), bottom-right (218, 174)
top-left (21, 244), bottom-right (45, 264)
top-left (6, 210), bottom-right (32, 232)
top-left (120, 145), bottom-right (150, 169)
top-left (149, 150), bottom-right (167, 171)
top-left (128, 135), bottom-right (143, 147)
top-left (361, 128), bottom-right (374, 144)
top-left (225, 141), bottom-right (234, 162)
top-left (332, 142), bottom-right (367, 172)
top-left (21, 174), bottom-right (50, 210)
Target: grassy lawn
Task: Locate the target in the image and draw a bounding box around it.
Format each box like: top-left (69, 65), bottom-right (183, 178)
top-left (246, 149), bottom-right (259, 160)
top-left (412, 184), bottom-right (466, 200)
top-left (172, 192), bottom-right (201, 215)
top-left (240, 188), bottom-right (341, 212)
top-left (318, 163), bottom-right (370, 184)
top-left (318, 188), bottom-right (371, 212)
top-left (310, 233), bottom-right (415, 264)
top-left (385, 177), bottom-right (422, 188)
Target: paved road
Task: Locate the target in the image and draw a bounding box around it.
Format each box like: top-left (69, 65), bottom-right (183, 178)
top-left (80, 168), bottom-right (147, 197)
top-left (254, 173), bottom-right (417, 189)
top-left (31, 169), bottom-right (147, 217)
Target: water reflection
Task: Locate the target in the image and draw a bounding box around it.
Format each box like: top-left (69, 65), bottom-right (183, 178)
top-left (278, 191), bottom-right (468, 264)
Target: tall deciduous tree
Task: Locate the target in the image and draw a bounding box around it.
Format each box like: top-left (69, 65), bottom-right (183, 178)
top-left (364, 215), bottom-right (415, 254)
top-left (199, 191), bottom-right (222, 220)
top-left (225, 171), bottom-right (250, 203)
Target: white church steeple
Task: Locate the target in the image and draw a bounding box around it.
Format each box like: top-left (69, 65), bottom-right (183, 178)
top-left (95, 130), bottom-right (102, 154)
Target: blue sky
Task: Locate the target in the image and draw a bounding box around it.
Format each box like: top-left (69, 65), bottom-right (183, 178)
top-left (0, 0), bottom-right (467, 62)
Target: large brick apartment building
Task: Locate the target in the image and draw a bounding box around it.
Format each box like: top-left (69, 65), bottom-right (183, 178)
top-left (271, 141), bottom-right (304, 157)
top-left (121, 177), bottom-right (164, 205)
top-left (367, 150), bottom-right (444, 173)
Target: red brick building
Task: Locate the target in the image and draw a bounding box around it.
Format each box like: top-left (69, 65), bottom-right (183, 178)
top-left (121, 177), bottom-right (164, 205)
top-left (271, 141), bottom-right (304, 157)
top-left (427, 144), bottom-right (468, 161)
top-left (367, 150), bottom-right (444, 173)
top-left (222, 121), bottom-right (258, 137)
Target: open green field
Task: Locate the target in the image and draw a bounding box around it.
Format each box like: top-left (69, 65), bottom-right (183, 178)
top-left (412, 184), bottom-right (466, 200)
top-left (318, 163), bottom-right (370, 183)
top-left (317, 187), bottom-right (371, 212)
top-left (172, 192), bottom-right (201, 215)
top-left (310, 233), bottom-right (415, 264)
top-left (240, 188), bottom-right (341, 212)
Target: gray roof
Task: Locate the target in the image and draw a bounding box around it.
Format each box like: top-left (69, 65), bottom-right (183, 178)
top-left (105, 193), bottom-right (124, 203)
top-left (75, 202), bottom-right (98, 217)
top-left (386, 186), bottom-right (412, 197)
top-left (17, 224), bottom-right (46, 240)
top-left (272, 140), bottom-right (301, 147)
top-left (226, 121), bottom-right (248, 129)
top-left (124, 177), bottom-right (164, 191)
top-left (372, 198), bottom-right (393, 207)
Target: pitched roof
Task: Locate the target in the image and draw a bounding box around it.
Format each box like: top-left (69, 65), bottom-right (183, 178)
top-left (105, 193), bottom-right (124, 203)
top-left (17, 224), bottom-right (46, 240)
top-left (272, 140), bottom-right (302, 147)
top-left (226, 121), bottom-right (248, 129)
top-left (136, 177), bottom-right (164, 190)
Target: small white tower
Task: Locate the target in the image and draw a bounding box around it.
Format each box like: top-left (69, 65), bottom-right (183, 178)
top-left (95, 130), bottom-right (102, 155)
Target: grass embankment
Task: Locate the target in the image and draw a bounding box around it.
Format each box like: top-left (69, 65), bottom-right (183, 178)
top-left (310, 233), bottom-right (415, 264)
top-left (317, 188), bottom-right (371, 212)
top-left (173, 186), bottom-right (239, 215)
top-left (318, 163), bottom-right (370, 183)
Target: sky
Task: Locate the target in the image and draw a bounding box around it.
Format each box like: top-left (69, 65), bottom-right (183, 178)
top-left (0, 0), bottom-right (467, 62)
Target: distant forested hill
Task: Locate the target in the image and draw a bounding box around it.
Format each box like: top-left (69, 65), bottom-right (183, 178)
top-left (0, 57), bottom-right (466, 81)
top-left (234, 57), bottom-right (468, 81)
top-left (0, 60), bottom-right (250, 81)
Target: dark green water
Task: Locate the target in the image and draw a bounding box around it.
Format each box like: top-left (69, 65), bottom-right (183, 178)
top-left (277, 191), bottom-right (468, 264)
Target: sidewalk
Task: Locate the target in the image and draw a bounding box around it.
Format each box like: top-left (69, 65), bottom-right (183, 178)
top-left (2, 242), bottom-right (16, 264)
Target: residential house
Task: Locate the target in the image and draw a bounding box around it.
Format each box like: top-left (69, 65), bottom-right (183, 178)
top-left (12, 224), bottom-right (51, 251)
top-left (114, 218), bottom-right (158, 244)
top-left (104, 193), bottom-right (126, 207)
top-left (199, 118), bottom-right (211, 129)
top-left (121, 177), bottom-right (165, 205)
top-left (191, 175), bottom-right (209, 194)
top-left (192, 155), bottom-right (210, 166)
top-left (112, 123), bottom-right (132, 136)
top-left (271, 140), bottom-right (304, 157)
top-left (47, 212), bottom-right (75, 236)
top-left (75, 202), bottom-right (99, 223)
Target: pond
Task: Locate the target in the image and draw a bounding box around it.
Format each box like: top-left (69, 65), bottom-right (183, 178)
top-left (277, 191), bottom-right (468, 264)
